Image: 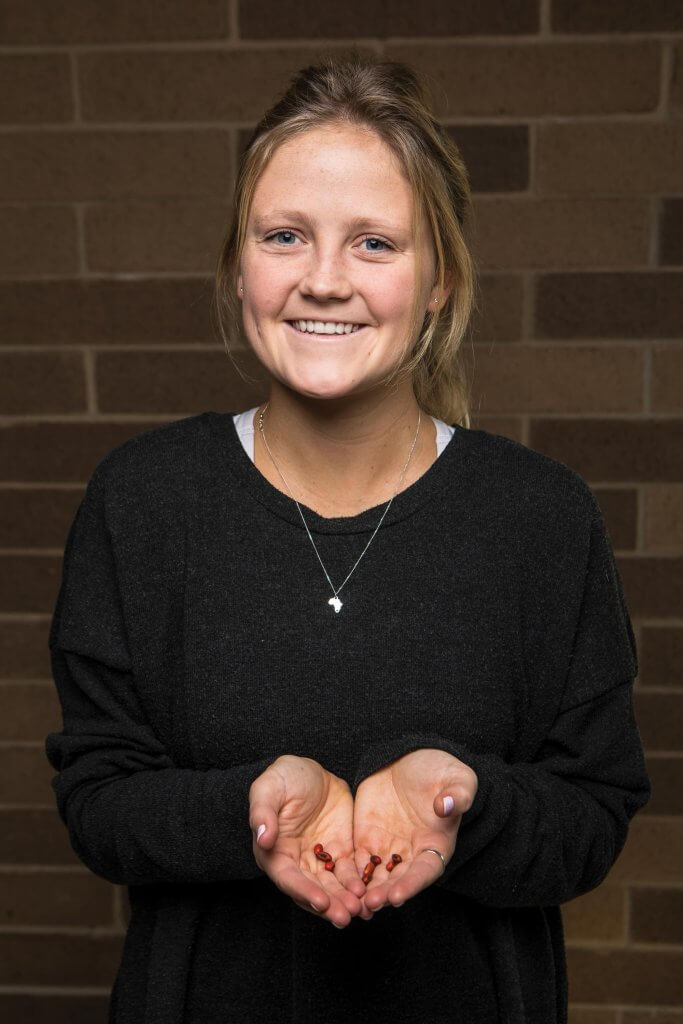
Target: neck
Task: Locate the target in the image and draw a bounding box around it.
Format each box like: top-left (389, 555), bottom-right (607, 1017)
top-left (253, 384), bottom-right (435, 516)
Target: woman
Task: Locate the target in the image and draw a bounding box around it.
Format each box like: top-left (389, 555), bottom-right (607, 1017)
top-left (46, 53), bottom-right (650, 1024)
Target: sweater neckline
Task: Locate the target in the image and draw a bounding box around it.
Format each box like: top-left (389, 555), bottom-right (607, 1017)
top-left (205, 410), bottom-right (474, 535)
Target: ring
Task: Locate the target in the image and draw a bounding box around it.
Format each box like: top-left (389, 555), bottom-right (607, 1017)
top-left (418, 848), bottom-right (446, 874)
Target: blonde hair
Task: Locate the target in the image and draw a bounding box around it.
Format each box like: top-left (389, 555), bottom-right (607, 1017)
top-left (213, 51), bottom-right (478, 428)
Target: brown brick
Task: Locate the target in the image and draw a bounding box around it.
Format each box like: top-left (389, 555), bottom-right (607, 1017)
top-left (96, 348), bottom-right (265, 414)
top-left (562, 885), bottom-right (625, 942)
top-left (568, 947), bottom-right (683, 1005)
top-left (0, 554), bottom-right (63, 614)
top-left (81, 46), bottom-right (375, 123)
top-left (631, 888), bottom-right (683, 944)
top-left (0, 130), bottom-right (231, 202)
top-left (474, 417), bottom-right (525, 442)
top-left (471, 198), bottom-right (649, 270)
top-left (593, 489), bottom-right (638, 552)
top-left (553, 0), bottom-right (683, 32)
top-left (0, 486), bottom-right (82, 549)
top-left (620, 557), bottom-right (683, 619)
top-left (528, 419), bottom-right (683, 484)
top-left (639, 628), bottom-right (683, 687)
top-left (0, 619), bottom-right (52, 679)
top-left (535, 272), bottom-right (683, 340)
top-left (624, 1013), bottom-right (683, 1024)
top-left (239, 0), bottom-right (538, 37)
top-left (0, 420), bottom-right (168, 483)
top-left (0, 278), bottom-right (215, 346)
top-left (538, 123), bottom-right (683, 196)
top-left (0, 994), bottom-right (110, 1024)
top-left (642, 757), bottom-right (683, 815)
top-left (0, 683), bottom-right (62, 741)
top-left (386, 42), bottom-right (659, 117)
top-left (447, 125), bottom-right (529, 194)
top-left (659, 199), bottom-right (683, 265)
top-left (0, 869), bottom-right (114, 927)
top-left (0, 54), bottom-right (72, 123)
top-left (0, 931), bottom-right (122, 986)
top-left (568, 1011), bottom-right (618, 1024)
top-left (0, 205), bottom-right (78, 276)
top-left (0, 745), bottom-right (54, 804)
top-left (673, 42), bottom-right (683, 114)
top-left (598, 818), bottom-right (683, 885)
top-left (471, 274), bottom-right (524, 342)
top-left (85, 199), bottom-right (229, 273)
top-left (0, 808), bottom-right (75, 865)
top-left (652, 346), bottom-right (683, 412)
top-left (0, 0), bottom-right (228, 44)
top-left (644, 485), bottom-right (683, 550)
top-left (634, 692), bottom-right (683, 751)
top-left (471, 344), bottom-right (642, 414)
top-left (0, 352), bottom-right (87, 415)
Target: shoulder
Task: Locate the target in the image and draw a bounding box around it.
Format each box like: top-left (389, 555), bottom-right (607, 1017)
top-left (457, 424), bottom-right (600, 534)
top-left (88, 413), bottom-right (213, 498)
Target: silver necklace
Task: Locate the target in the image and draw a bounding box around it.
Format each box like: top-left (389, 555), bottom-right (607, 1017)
top-left (257, 402), bottom-right (422, 613)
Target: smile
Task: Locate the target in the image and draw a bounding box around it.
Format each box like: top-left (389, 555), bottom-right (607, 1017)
top-left (286, 320), bottom-right (366, 336)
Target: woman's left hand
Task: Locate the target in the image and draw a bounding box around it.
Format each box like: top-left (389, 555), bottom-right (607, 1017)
top-left (353, 748), bottom-right (478, 912)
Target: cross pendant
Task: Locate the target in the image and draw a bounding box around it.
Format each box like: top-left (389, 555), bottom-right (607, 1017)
top-left (328, 596), bottom-right (343, 613)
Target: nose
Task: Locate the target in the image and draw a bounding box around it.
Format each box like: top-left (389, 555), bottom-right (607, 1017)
top-left (298, 245), bottom-right (353, 303)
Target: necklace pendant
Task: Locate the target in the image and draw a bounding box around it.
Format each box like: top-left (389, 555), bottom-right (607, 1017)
top-left (328, 596), bottom-right (343, 613)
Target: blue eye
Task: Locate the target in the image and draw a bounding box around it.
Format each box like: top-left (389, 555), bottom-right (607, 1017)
top-left (267, 230), bottom-right (298, 245)
top-left (361, 237), bottom-right (391, 252)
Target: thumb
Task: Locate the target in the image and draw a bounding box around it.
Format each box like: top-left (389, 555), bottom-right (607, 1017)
top-left (249, 802), bottom-right (280, 849)
top-left (249, 768), bottom-right (285, 850)
top-left (434, 786), bottom-right (473, 819)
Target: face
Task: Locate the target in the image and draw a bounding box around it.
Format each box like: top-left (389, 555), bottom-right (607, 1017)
top-left (238, 122), bottom-right (448, 403)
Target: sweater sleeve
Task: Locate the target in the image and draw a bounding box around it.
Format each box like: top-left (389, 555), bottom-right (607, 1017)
top-left (45, 461), bottom-right (274, 887)
top-left (351, 486), bottom-right (651, 908)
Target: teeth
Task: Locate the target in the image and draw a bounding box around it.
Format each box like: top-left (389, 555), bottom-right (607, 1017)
top-left (291, 320), bottom-right (362, 335)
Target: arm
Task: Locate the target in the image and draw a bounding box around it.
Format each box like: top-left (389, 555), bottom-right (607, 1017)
top-left (352, 487), bottom-right (651, 908)
top-left (46, 462), bottom-right (273, 887)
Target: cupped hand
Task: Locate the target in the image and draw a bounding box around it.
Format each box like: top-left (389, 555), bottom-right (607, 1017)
top-left (249, 754), bottom-right (372, 928)
top-left (353, 748), bottom-right (478, 912)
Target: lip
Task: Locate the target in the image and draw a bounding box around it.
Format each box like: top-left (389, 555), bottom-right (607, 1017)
top-left (285, 320), bottom-right (368, 338)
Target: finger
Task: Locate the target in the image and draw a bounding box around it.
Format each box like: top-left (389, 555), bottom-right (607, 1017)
top-left (332, 854), bottom-right (368, 901)
top-left (434, 786), bottom-right (473, 818)
top-left (248, 802), bottom-right (280, 851)
top-left (384, 852), bottom-right (446, 907)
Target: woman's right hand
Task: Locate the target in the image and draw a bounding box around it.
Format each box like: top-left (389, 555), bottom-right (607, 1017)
top-left (249, 754), bottom-right (372, 928)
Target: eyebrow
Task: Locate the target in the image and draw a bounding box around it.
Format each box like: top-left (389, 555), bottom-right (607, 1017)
top-left (252, 210), bottom-right (404, 234)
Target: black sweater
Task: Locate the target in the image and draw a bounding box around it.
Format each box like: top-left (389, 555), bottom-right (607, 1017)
top-left (45, 411), bottom-right (651, 1024)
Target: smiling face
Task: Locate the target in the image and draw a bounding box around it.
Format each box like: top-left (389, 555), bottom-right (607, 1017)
top-left (237, 122), bottom-right (443, 403)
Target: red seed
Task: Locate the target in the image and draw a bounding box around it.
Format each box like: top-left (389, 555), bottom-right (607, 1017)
top-left (386, 861), bottom-right (394, 871)
top-left (313, 844), bottom-right (323, 855)
top-left (320, 852), bottom-right (333, 862)
top-left (370, 854), bottom-right (381, 865)
top-left (324, 860), bottom-right (335, 871)
top-left (391, 853), bottom-right (402, 864)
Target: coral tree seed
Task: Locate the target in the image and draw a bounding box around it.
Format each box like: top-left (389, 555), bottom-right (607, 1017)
top-left (370, 854), bottom-right (381, 865)
top-left (391, 853), bottom-right (402, 864)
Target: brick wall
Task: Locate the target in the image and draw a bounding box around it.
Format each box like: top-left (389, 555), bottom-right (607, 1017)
top-left (1, 1), bottom-right (682, 1020)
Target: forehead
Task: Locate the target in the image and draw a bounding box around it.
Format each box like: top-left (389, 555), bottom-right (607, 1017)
top-left (250, 124), bottom-right (415, 221)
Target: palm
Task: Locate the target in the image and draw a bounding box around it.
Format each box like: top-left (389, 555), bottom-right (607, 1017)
top-left (353, 748), bottom-right (472, 911)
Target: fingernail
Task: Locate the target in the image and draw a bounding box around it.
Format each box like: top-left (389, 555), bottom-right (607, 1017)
top-left (394, 901), bottom-right (405, 907)
top-left (256, 823), bottom-right (266, 843)
top-left (309, 902), bottom-right (320, 912)
top-left (443, 795), bottom-right (454, 815)
top-left (332, 923), bottom-right (344, 929)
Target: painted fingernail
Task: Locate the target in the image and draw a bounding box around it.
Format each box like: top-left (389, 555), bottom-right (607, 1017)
top-left (443, 795), bottom-right (454, 815)
top-left (256, 824), bottom-right (266, 842)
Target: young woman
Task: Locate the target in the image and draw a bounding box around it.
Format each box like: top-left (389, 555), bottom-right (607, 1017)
top-left (46, 53), bottom-right (650, 1024)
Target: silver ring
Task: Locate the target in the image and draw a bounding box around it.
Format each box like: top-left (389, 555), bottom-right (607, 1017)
top-left (418, 847), bottom-right (446, 874)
